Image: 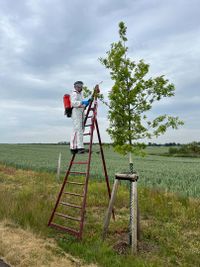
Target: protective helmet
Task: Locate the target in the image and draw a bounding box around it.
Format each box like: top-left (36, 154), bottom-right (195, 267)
top-left (74, 81), bottom-right (83, 87)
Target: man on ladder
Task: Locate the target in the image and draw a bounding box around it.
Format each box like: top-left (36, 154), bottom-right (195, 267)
top-left (70, 81), bottom-right (90, 155)
top-left (48, 83), bottom-right (114, 239)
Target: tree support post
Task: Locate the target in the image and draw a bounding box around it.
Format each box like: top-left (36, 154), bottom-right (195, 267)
top-left (102, 179), bottom-right (119, 240)
top-left (102, 172), bottom-right (139, 254)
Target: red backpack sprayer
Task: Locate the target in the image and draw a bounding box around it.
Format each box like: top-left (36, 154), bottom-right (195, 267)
top-left (63, 94), bottom-right (72, 117)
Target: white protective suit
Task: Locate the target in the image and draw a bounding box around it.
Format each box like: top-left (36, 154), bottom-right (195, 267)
top-left (70, 90), bottom-right (85, 150)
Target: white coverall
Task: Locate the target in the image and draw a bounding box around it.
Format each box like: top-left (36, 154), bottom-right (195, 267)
top-left (70, 90), bottom-right (85, 150)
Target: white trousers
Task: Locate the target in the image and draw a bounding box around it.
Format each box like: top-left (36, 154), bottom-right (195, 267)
top-left (70, 108), bottom-right (84, 149)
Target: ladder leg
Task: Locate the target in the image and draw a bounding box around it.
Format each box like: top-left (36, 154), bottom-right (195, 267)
top-left (102, 179), bottom-right (119, 240)
top-left (48, 154), bottom-right (75, 226)
top-left (79, 113), bottom-right (95, 239)
top-left (95, 119), bottom-right (115, 220)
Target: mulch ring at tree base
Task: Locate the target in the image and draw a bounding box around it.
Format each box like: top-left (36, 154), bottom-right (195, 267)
top-left (112, 230), bottom-right (159, 255)
top-left (0, 259), bottom-right (10, 267)
top-left (113, 240), bottom-right (159, 255)
top-left (113, 241), bottom-right (130, 255)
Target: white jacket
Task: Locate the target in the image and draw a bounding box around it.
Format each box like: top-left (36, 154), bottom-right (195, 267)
top-left (70, 90), bottom-right (84, 149)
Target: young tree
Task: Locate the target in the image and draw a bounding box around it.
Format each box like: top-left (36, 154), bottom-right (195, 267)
top-left (99, 21), bottom-right (183, 164)
top-left (99, 21), bottom-right (183, 252)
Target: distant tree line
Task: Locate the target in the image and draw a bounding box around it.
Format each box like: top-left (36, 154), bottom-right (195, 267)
top-left (168, 142), bottom-right (200, 157)
top-left (148, 142), bottom-right (182, 146)
top-left (58, 141), bottom-right (200, 147)
top-left (58, 141), bottom-right (70, 145)
top-left (147, 142), bottom-right (180, 146)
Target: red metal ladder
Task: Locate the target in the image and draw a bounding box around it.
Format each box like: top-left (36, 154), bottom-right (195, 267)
top-left (48, 96), bottom-right (114, 239)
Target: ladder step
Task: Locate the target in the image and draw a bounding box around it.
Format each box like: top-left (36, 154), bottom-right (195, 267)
top-left (60, 201), bottom-right (82, 209)
top-left (69, 171), bottom-right (87, 175)
top-left (64, 192), bottom-right (84, 197)
top-left (87, 116), bottom-right (93, 118)
top-left (83, 133), bottom-right (91, 136)
top-left (85, 124), bottom-right (92, 127)
top-left (72, 161), bottom-right (89, 164)
top-left (55, 212), bottom-right (81, 221)
top-left (49, 222), bottom-right (79, 236)
top-left (67, 181), bottom-right (85, 185)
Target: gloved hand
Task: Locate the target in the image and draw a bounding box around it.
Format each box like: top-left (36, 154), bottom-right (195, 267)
top-left (81, 99), bottom-right (90, 107)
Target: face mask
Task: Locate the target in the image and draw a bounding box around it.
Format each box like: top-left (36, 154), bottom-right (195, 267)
top-left (75, 86), bottom-right (82, 92)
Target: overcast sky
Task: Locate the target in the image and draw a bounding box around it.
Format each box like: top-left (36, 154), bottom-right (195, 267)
top-left (0, 0), bottom-right (200, 144)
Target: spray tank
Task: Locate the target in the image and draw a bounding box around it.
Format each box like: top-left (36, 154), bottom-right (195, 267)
top-left (63, 94), bottom-right (72, 117)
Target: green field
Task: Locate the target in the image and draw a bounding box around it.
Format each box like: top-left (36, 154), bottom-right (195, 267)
top-left (0, 144), bottom-right (199, 197)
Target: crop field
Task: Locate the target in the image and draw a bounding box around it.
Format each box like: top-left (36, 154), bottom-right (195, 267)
top-left (0, 144), bottom-right (199, 198)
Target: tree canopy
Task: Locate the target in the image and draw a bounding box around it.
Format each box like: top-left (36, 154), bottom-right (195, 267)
top-left (99, 21), bottom-right (183, 155)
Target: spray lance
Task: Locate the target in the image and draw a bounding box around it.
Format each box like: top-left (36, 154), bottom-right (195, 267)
top-left (86, 81), bottom-right (111, 107)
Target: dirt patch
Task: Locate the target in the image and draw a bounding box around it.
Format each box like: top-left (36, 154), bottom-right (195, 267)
top-left (0, 259), bottom-right (10, 267)
top-left (0, 166), bottom-right (16, 175)
top-left (112, 229), bottom-right (158, 255)
top-left (113, 241), bottom-right (129, 255)
top-left (0, 220), bottom-right (97, 267)
top-left (112, 230), bottom-right (129, 255)
top-left (113, 239), bottom-right (159, 255)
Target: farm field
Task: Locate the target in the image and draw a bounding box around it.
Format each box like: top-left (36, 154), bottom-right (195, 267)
top-left (0, 144), bottom-right (199, 197)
